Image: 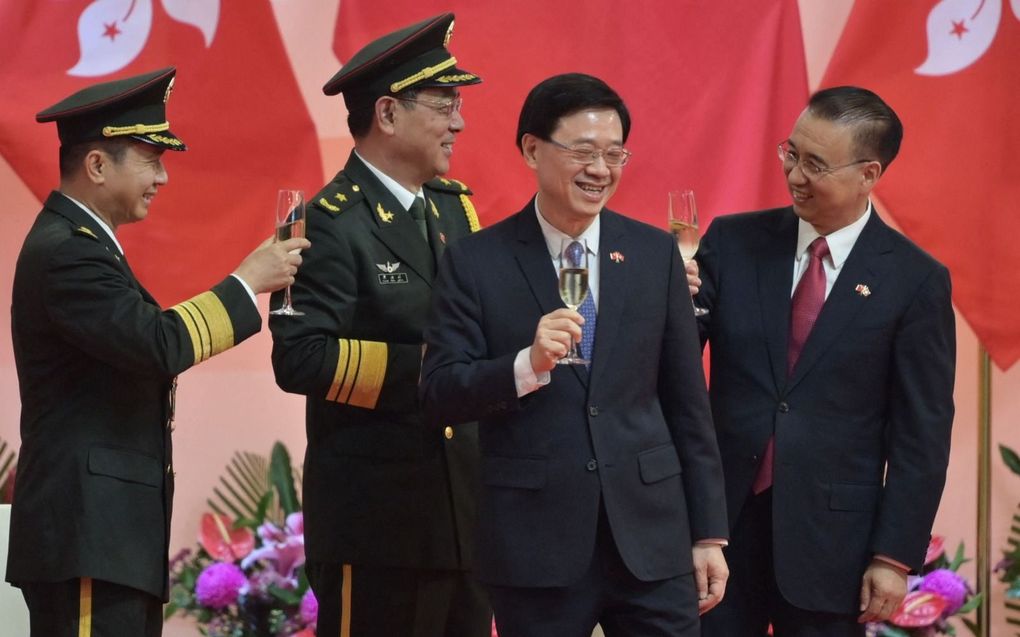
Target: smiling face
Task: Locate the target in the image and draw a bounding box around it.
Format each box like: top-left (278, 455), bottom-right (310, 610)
top-left (389, 87), bottom-right (464, 189)
top-left (784, 110), bottom-right (881, 235)
top-left (94, 141), bottom-right (168, 229)
top-left (522, 108), bottom-right (624, 236)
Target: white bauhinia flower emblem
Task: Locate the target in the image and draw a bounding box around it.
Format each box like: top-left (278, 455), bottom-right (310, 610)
top-left (68, 0), bottom-right (220, 77)
top-left (916, 0), bottom-right (1018, 76)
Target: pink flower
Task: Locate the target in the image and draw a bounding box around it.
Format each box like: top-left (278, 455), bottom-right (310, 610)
top-left (919, 568), bottom-right (968, 615)
top-left (924, 535), bottom-right (946, 565)
top-left (243, 516), bottom-right (306, 579)
top-left (195, 562), bottom-right (247, 609)
top-left (300, 588), bottom-right (318, 626)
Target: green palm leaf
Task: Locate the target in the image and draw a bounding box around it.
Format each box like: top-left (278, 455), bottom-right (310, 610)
top-left (1002, 445), bottom-right (1020, 635)
top-left (205, 442), bottom-right (301, 528)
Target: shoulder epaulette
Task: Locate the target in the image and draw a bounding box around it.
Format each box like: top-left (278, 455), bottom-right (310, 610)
top-left (73, 225), bottom-right (100, 241)
top-left (311, 175), bottom-right (366, 215)
top-left (424, 177), bottom-right (473, 196)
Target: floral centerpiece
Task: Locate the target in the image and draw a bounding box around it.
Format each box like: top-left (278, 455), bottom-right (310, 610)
top-left (165, 442), bottom-right (316, 637)
top-left (996, 444), bottom-right (1020, 632)
top-left (866, 535), bottom-right (982, 637)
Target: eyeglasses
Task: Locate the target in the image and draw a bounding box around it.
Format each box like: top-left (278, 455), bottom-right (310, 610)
top-left (394, 95), bottom-right (463, 118)
top-left (777, 143), bottom-right (872, 180)
top-left (546, 138), bottom-right (632, 167)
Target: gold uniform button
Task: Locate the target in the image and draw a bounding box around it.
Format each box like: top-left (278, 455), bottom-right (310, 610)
top-left (444, 426), bottom-right (454, 440)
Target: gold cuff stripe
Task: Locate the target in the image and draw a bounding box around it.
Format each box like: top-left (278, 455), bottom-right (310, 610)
top-left (326, 339), bottom-right (387, 408)
top-left (390, 56), bottom-right (459, 93)
top-left (102, 122), bottom-right (170, 137)
top-left (171, 291), bottom-right (235, 364)
top-left (460, 194), bottom-right (481, 233)
top-left (348, 340), bottom-right (386, 408)
top-left (78, 577), bottom-right (93, 637)
top-left (337, 339), bottom-right (362, 405)
top-left (326, 338), bottom-right (352, 402)
top-left (341, 563), bottom-right (353, 637)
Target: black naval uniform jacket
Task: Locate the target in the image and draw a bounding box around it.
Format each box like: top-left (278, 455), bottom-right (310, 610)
top-left (6, 192), bottom-right (261, 600)
top-left (270, 152), bottom-right (482, 571)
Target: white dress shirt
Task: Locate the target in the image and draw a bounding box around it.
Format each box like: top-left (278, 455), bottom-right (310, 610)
top-left (790, 201), bottom-right (872, 299)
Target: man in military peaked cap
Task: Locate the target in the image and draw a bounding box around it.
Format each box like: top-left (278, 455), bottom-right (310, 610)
top-left (6, 67), bottom-right (309, 637)
top-left (270, 13), bottom-right (491, 637)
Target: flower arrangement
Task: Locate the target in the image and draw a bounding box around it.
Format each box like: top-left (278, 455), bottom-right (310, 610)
top-left (866, 535), bottom-right (982, 637)
top-left (996, 444), bottom-right (1020, 632)
top-left (165, 442), bottom-right (316, 637)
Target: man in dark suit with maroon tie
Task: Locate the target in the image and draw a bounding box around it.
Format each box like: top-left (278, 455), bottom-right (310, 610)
top-left (694, 86), bottom-right (956, 637)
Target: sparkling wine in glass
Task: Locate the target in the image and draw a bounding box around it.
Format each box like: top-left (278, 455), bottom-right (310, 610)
top-left (557, 237), bottom-right (590, 365)
top-left (668, 189), bottom-right (709, 317)
top-left (269, 189), bottom-right (305, 316)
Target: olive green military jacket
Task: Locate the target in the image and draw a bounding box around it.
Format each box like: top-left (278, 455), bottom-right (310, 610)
top-left (270, 152), bottom-right (482, 570)
top-left (7, 191), bottom-right (261, 600)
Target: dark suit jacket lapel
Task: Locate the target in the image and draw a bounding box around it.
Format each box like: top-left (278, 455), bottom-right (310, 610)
top-left (45, 191), bottom-right (157, 303)
top-left (346, 155), bottom-right (436, 284)
top-left (758, 208), bottom-right (799, 394)
top-left (787, 212), bottom-right (892, 391)
top-left (587, 210), bottom-right (627, 391)
top-left (510, 201), bottom-right (590, 386)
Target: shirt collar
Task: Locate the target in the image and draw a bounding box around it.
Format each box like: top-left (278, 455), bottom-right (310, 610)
top-left (59, 191), bottom-right (124, 255)
top-left (533, 194), bottom-right (601, 259)
top-left (795, 200), bottom-right (872, 268)
top-left (355, 150), bottom-right (423, 211)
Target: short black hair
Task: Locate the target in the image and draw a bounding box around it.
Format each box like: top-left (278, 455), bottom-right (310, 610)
top-left (347, 88), bottom-right (421, 139)
top-left (58, 138), bottom-right (131, 179)
top-left (808, 86), bottom-right (903, 171)
top-left (516, 73), bottom-right (630, 151)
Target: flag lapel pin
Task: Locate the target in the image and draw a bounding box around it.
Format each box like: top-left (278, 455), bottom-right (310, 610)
top-left (610, 251), bottom-right (624, 263)
top-left (855, 284), bottom-right (871, 297)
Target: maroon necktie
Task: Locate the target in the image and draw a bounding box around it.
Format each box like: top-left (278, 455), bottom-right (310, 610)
top-left (752, 237), bottom-right (830, 494)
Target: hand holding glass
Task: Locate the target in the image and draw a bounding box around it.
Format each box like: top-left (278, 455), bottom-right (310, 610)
top-left (668, 189), bottom-right (709, 316)
top-left (557, 238), bottom-right (590, 365)
top-left (269, 189), bottom-right (305, 316)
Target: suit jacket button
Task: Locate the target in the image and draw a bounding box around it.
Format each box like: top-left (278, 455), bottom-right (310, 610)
top-left (586, 459), bottom-right (598, 472)
top-left (778, 401), bottom-right (790, 413)
top-left (166, 464), bottom-right (172, 474)
top-left (588, 405), bottom-right (599, 417)
top-left (444, 426), bottom-right (454, 440)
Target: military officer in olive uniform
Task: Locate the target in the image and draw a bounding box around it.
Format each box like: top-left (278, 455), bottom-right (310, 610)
top-left (269, 13), bottom-right (490, 637)
top-left (6, 68), bottom-right (308, 637)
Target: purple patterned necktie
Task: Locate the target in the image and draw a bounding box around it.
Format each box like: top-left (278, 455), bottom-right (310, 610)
top-left (567, 241), bottom-right (596, 362)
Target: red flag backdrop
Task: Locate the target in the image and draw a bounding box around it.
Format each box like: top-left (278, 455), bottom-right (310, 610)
top-left (0, 0), bottom-right (322, 305)
top-left (823, 1), bottom-right (1020, 369)
top-left (334, 0), bottom-right (808, 230)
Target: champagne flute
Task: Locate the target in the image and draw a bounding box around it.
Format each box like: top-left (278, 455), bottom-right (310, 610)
top-left (668, 189), bottom-right (709, 316)
top-left (557, 237), bottom-right (590, 365)
top-left (269, 189), bottom-right (305, 316)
